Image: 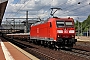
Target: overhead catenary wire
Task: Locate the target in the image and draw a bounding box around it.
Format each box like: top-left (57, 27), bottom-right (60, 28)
top-left (57, 0), bottom-right (88, 16)
top-left (7, 0), bottom-right (21, 17)
top-left (7, 0), bottom-right (81, 17)
top-left (60, 2), bottom-right (90, 16)
top-left (61, 0), bottom-right (87, 10)
top-left (37, 0), bottom-right (55, 18)
top-left (8, 0), bottom-right (30, 18)
top-left (73, 3), bottom-right (90, 16)
top-left (71, 5), bottom-right (90, 16)
top-left (42, 0), bottom-right (68, 18)
top-left (13, 0), bottom-right (53, 18)
top-left (11, 0), bottom-right (54, 18)
top-left (43, 0), bottom-right (87, 18)
top-left (7, 0), bottom-right (77, 18)
top-left (6, 0), bottom-right (90, 20)
top-left (11, 0), bottom-right (67, 18)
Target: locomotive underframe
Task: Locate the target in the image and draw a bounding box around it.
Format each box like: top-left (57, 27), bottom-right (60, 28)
top-left (56, 38), bottom-right (77, 48)
top-left (30, 37), bottom-right (77, 49)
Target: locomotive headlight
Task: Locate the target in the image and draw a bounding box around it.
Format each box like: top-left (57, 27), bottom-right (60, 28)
top-left (69, 30), bottom-right (74, 33)
top-left (57, 30), bottom-right (63, 33)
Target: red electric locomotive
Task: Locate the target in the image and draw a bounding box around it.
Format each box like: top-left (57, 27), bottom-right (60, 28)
top-left (30, 8), bottom-right (77, 49)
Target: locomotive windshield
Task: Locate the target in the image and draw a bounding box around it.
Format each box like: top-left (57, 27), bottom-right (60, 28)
top-left (65, 21), bottom-right (73, 26)
top-left (56, 20), bottom-right (73, 28)
top-left (56, 21), bottom-right (64, 27)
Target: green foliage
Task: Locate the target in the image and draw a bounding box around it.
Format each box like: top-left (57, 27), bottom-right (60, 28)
top-left (75, 15), bottom-right (90, 32)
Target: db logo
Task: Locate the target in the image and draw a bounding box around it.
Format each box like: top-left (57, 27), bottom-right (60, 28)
top-left (64, 30), bottom-right (68, 33)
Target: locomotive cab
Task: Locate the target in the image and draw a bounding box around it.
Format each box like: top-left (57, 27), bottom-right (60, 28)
top-left (56, 19), bottom-right (75, 38)
top-left (55, 18), bottom-right (77, 48)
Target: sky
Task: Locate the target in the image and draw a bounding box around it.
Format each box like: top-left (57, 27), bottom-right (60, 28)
top-left (2, 0), bottom-right (90, 22)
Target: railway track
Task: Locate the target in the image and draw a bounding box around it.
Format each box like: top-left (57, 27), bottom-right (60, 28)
top-left (74, 42), bottom-right (90, 52)
top-left (60, 48), bottom-right (90, 59)
top-left (3, 37), bottom-right (90, 60)
top-left (27, 48), bottom-right (56, 60)
top-left (72, 48), bottom-right (90, 56)
top-left (4, 38), bottom-right (57, 60)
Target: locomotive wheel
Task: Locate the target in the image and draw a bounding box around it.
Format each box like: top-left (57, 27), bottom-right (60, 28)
top-left (44, 41), bottom-right (48, 47)
top-left (41, 41), bottom-right (44, 46)
top-left (37, 40), bottom-right (41, 45)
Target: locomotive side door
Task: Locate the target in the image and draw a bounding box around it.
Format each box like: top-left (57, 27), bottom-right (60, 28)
top-left (49, 22), bottom-right (52, 39)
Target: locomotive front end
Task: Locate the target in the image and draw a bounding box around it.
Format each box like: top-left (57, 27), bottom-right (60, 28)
top-left (56, 18), bottom-right (77, 48)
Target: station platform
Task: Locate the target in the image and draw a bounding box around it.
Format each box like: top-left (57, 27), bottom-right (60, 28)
top-left (75, 36), bottom-right (90, 42)
top-left (0, 37), bottom-right (39, 60)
